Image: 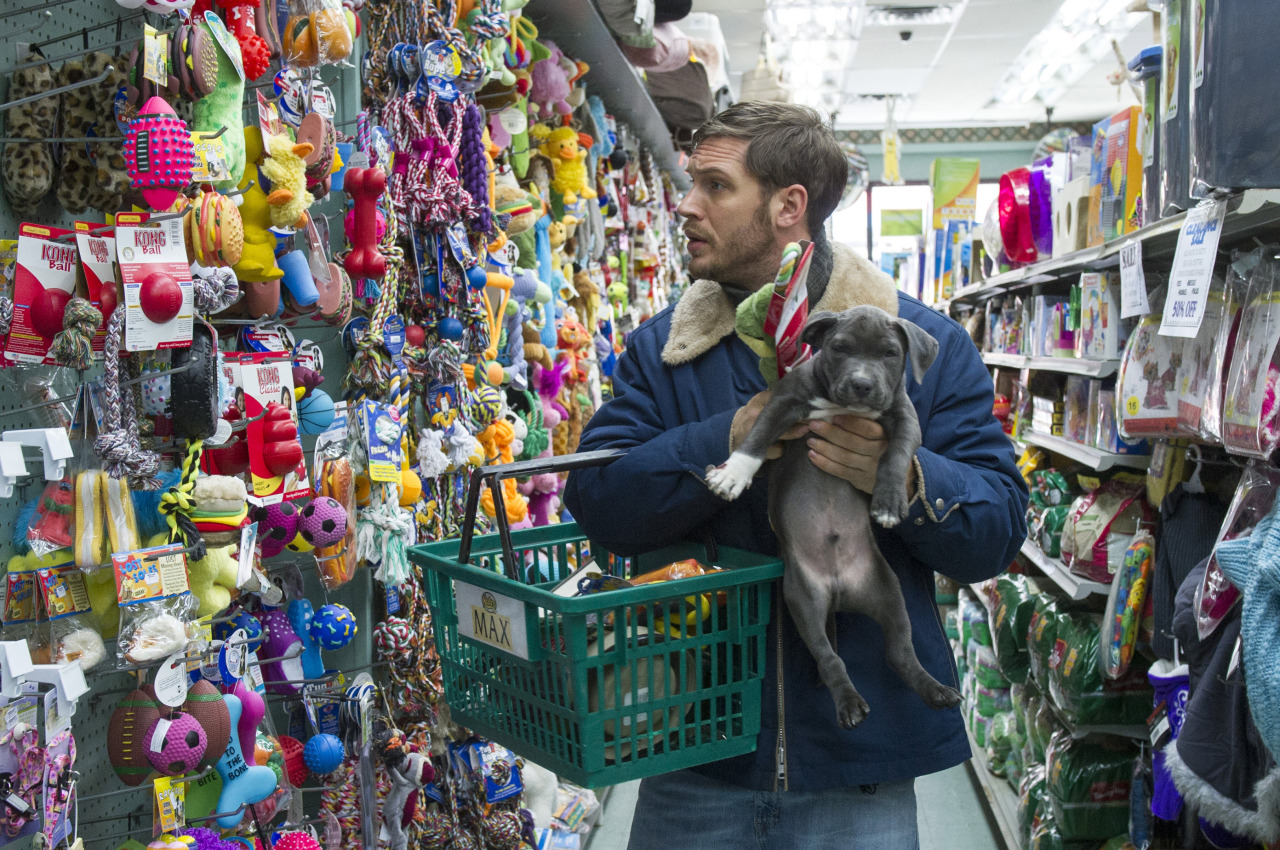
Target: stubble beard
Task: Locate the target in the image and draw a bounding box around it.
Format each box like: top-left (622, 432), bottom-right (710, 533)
top-left (689, 203), bottom-right (779, 290)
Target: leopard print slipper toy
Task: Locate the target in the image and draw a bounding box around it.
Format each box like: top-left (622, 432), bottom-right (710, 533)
top-left (57, 53), bottom-right (119, 215)
top-left (2, 52), bottom-right (57, 215)
top-left (90, 56), bottom-right (130, 213)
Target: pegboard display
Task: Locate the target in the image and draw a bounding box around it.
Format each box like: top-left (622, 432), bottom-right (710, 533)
top-left (0, 0), bottom-right (695, 844)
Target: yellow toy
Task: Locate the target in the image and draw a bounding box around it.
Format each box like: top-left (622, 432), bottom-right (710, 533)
top-left (537, 125), bottom-right (596, 205)
top-left (234, 127), bottom-right (284, 283)
top-left (260, 132), bottom-right (316, 229)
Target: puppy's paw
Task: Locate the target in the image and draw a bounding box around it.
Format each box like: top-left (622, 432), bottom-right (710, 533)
top-left (870, 486), bottom-right (910, 528)
top-left (835, 688), bottom-right (870, 729)
top-left (704, 452), bottom-right (760, 501)
top-left (922, 683), bottom-right (962, 711)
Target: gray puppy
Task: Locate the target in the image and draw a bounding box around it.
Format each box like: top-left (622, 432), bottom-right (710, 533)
top-left (706, 305), bottom-right (962, 728)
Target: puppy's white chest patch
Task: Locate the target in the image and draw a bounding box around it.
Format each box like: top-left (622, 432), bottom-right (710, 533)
top-left (808, 398), bottom-right (881, 421)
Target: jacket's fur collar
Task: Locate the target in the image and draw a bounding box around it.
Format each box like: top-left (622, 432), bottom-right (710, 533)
top-left (662, 242), bottom-right (900, 365)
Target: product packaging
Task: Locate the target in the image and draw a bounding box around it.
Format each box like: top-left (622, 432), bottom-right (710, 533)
top-left (1027, 595), bottom-right (1063, 689)
top-left (990, 574), bottom-right (1038, 685)
top-left (1116, 307), bottom-right (1185, 439)
top-left (73, 222), bottom-right (118, 358)
top-left (1200, 249), bottom-right (1255, 443)
top-left (6, 224), bottom-right (77, 365)
top-left (114, 212), bottom-right (194, 352)
top-left (36, 564), bottom-right (104, 670)
top-left (1158, 0), bottom-right (1193, 214)
top-left (1175, 281), bottom-right (1224, 435)
top-left (1048, 611), bottom-right (1153, 727)
top-left (1221, 251), bottom-right (1280, 457)
top-left (1060, 474), bottom-right (1153, 583)
top-left (113, 543), bottom-right (199, 666)
top-left (1044, 731), bottom-right (1138, 841)
top-left (1074, 272), bottom-right (1124, 360)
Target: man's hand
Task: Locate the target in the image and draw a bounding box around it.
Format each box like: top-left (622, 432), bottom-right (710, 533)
top-left (730, 391), bottom-right (809, 460)
top-left (807, 415), bottom-right (916, 501)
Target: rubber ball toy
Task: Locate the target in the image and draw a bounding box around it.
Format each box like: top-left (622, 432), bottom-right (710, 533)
top-left (303, 733), bottom-right (344, 774)
top-left (310, 603), bottom-right (357, 650)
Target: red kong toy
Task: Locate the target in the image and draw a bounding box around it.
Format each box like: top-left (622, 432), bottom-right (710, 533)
top-left (343, 167), bottom-right (387, 281)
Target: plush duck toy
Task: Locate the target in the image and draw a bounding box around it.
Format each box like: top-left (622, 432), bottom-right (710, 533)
top-left (233, 127), bottom-right (285, 285)
top-left (260, 132), bottom-right (315, 229)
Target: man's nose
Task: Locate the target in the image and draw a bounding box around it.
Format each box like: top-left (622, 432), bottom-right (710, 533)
top-left (676, 191), bottom-right (699, 219)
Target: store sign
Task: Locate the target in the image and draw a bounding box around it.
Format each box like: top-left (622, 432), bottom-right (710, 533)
top-left (456, 582), bottom-right (529, 660)
top-left (1160, 198), bottom-right (1226, 338)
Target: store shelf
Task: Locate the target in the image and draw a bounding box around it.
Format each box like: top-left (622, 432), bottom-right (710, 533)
top-left (965, 725), bottom-right (1021, 850)
top-left (1018, 540), bottom-right (1110, 601)
top-left (981, 352), bottom-right (1120, 377)
top-left (1022, 431), bottom-right (1149, 472)
top-left (526, 0), bottom-right (689, 189)
top-left (951, 189), bottom-right (1280, 303)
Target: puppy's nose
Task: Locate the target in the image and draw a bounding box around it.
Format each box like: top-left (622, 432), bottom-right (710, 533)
top-left (850, 376), bottom-right (874, 398)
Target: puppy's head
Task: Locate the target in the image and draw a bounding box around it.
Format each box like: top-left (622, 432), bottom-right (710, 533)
top-left (801, 306), bottom-right (939, 414)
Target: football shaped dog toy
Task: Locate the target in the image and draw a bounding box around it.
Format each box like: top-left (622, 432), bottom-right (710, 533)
top-left (124, 97), bottom-right (195, 211)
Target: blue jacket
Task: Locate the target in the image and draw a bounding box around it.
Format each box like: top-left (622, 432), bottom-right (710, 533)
top-left (564, 248), bottom-right (1028, 792)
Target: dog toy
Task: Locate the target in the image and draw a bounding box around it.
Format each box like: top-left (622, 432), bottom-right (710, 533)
top-left (125, 97), bottom-right (195, 210)
top-left (528, 41), bottom-right (573, 116)
top-left (189, 188), bottom-right (245, 267)
top-left (298, 389), bottom-right (336, 434)
top-left (217, 0), bottom-right (271, 79)
top-left (303, 733), bottom-right (344, 775)
top-left (1, 52), bottom-right (55, 214)
top-left (283, 0), bottom-right (353, 67)
top-left (314, 262), bottom-right (352, 325)
top-left (260, 401), bottom-right (304, 477)
top-left (298, 496), bottom-right (347, 548)
top-left (145, 712), bottom-right (208, 776)
top-left (343, 166), bottom-right (388, 279)
top-left (48, 297), bottom-right (102, 371)
top-left (182, 679), bottom-right (232, 768)
top-left (188, 546), bottom-right (239, 616)
top-left (377, 728), bottom-right (435, 850)
top-left (232, 127), bottom-right (285, 287)
top-left (251, 499), bottom-right (300, 558)
top-left (260, 132), bottom-right (315, 228)
top-left (274, 833), bottom-right (321, 850)
top-left (190, 20), bottom-right (246, 188)
top-left (212, 693), bottom-right (278, 829)
top-left (56, 53), bottom-right (121, 214)
top-left (538, 125), bottom-right (595, 205)
top-left (257, 607), bottom-right (305, 694)
top-left (109, 689), bottom-right (164, 785)
top-left (278, 249), bottom-right (319, 307)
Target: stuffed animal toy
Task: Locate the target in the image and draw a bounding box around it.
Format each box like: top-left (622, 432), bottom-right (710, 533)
top-left (537, 125), bottom-right (596, 205)
top-left (260, 133), bottom-right (315, 229)
top-left (528, 41), bottom-right (573, 116)
top-left (493, 181), bottom-right (538, 236)
top-left (556, 319), bottom-right (592, 385)
top-left (570, 268), bottom-right (601, 331)
top-left (2, 52), bottom-right (55, 215)
top-left (192, 20), bottom-right (247, 188)
top-left (376, 728), bottom-right (435, 850)
top-left (56, 53), bottom-right (120, 214)
top-left (523, 323), bottom-right (553, 371)
top-left (233, 127), bottom-right (286, 287)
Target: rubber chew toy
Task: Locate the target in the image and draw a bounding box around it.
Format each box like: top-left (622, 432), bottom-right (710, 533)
top-left (256, 607), bottom-right (304, 695)
top-left (342, 167), bottom-right (387, 280)
top-left (124, 97), bottom-right (195, 211)
top-left (212, 693), bottom-right (278, 828)
top-left (260, 402), bottom-right (303, 476)
top-left (227, 679), bottom-right (265, 758)
top-left (218, 0), bottom-right (271, 79)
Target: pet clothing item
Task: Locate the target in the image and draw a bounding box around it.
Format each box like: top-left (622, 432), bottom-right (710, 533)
top-left (1152, 485), bottom-right (1228, 660)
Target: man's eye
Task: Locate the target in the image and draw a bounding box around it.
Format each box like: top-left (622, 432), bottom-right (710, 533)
top-left (708, 181), bottom-right (725, 191)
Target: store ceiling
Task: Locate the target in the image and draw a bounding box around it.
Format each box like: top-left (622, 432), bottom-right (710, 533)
top-left (691, 0), bottom-right (1157, 130)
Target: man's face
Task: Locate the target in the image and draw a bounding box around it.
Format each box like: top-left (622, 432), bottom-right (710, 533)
top-left (676, 136), bottom-right (779, 287)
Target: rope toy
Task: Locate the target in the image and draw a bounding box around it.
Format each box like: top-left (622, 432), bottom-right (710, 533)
top-left (95, 307), bottom-right (161, 488)
top-left (49, 297), bottom-right (102, 370)
top-left (191, 266), bottom-right (240, 315)
top-left (459, 103), bottom-right (491, 233)
top-left (357, 486), bottom-right (414, 587)
top-left (160, 441), bottom-right (207, 562)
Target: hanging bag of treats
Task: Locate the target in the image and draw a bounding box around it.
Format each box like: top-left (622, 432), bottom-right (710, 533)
top-left (1201, 248), bottom-right (1263, 442)
top-left (1060, 474), bottom-right (1153, 584)
top-left (1176, 277), bottom-right (1226, 436)
top-left (1222, 248), bottom-right (1280, 457)
top-left (1116, 284), bottom-right (1186, 440)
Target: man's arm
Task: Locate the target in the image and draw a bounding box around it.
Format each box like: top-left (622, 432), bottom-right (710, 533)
top-left (563, 332), bottom-right (742, 556)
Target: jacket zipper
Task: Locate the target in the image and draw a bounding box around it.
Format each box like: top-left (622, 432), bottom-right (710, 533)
top-left (774, 593), bottom-right (789, 791)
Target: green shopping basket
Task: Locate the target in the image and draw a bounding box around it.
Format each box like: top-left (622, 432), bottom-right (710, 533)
top-left (408, 450), bottom-right (783, 787)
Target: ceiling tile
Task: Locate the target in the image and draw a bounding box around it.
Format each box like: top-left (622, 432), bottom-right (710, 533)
top-left (850, 35), bottom-right (944, 67)
top-left (951, 0), bottom-right (1060, 39)
top-left (843, 66), bottom-right (933, 94)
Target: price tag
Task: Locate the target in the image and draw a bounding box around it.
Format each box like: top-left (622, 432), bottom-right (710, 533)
top-left (189, 132), bottom-right (230, 183)
top-left (143, 25), bottom-right (167, 86)
top-left (1118, 240), bottom-right (1150, 318)
top-left (153, 652), bottom-right (190, 707)
top-left (422, 41), bottom-right (462, 80)
top-left (1160, 198), bottom-right (1227, 338)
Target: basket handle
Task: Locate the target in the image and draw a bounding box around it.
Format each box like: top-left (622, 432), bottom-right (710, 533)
top-left (459, 449), bottom-right (625, 575)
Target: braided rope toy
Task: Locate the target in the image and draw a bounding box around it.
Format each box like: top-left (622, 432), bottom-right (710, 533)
top-left (95, 307), bottom-right (161, 488)
top-left (160, 441), bottom-right (207, 562)
top-left (49, 297), bottom-right (102, 370)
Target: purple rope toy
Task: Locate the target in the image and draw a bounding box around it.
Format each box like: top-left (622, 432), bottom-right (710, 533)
top-left (459, 102), bottom-right (491, 234)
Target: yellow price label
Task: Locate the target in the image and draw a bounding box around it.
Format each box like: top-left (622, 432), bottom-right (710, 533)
top-left (1126, 396), bottom-right (1140, 416)
top-left (143, 25), bottom-right (167, 86)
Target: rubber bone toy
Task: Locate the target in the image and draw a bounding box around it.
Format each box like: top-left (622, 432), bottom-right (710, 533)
top-left (216, 0), bottom-right (272, 80)
top-left (342, 166), bottom-right (387, 281)
top-left (124, 97), bottom-right (195, 210)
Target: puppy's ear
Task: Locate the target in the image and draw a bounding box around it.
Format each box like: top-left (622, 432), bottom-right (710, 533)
top-left (894, 318), bottom-right (939, 384)
top-left (801, 310), bottom-right (840, 349)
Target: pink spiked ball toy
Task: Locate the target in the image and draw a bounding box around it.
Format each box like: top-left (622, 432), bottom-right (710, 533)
top-left (124, 97), bottom-right (195, 210)
top-left (272, 833), bottom-right (321, 850)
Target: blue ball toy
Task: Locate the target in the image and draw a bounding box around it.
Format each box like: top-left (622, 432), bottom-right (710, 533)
top-left (297, 389), bottom-right (336, 436)
top-left (310, 603), bottom-right (358, 650)
top-left (437, 316), bottom-right (464, 341)
top-left (466, 264), bottom-right (489, 290)
top-left (303, 733), bottom-right (345, 775)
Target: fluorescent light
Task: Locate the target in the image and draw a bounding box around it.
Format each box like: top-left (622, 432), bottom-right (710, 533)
top-left (766, 0), bottom-right (865, 41)
top-left (990, 0), bottom-right (1144, 106)
top-left (863, 4), bottom-right (962, 27)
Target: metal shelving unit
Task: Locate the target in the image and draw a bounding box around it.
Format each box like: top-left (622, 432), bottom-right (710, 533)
top-left (1018, 539), bottom-right (1110, 601)
top-left (1022, 431), bottom-right (1149, 473)
top-left (965, 726), bottom-right (1021, 850)
top-left (981, 352), bottom-right (1120, 378)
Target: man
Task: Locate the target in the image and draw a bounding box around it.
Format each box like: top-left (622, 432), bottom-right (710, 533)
top-left (563, 102), bottom-right (1027, 848)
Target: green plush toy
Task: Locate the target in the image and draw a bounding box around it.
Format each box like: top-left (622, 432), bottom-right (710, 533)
top-left (509, 95), bottom-right (533, 178)
top-left (192, 19), bottom-right (246, 189)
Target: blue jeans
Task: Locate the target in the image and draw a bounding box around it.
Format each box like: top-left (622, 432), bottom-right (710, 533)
top-left (625, 769), bottom-right (920, 850)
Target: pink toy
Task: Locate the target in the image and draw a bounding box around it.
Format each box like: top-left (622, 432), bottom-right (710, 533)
top-left (529, 41), bottom-right (573, 116)
top-left (251, 500), bottom-right (300, 558)
top-left (144, 711), bottom-right (208, 776)
top-left (343, 167), bottom-right (387, 280)
top-left (124, 97), bottom-right (195, 210)
top-left (273, 833), bottom-right (321, 850)
top-left (298, 496), bottom-right (347, 548)
top-left (227, 679), bottom-right (266, 758)
top-left (518, 362), bottom-right (568, 527)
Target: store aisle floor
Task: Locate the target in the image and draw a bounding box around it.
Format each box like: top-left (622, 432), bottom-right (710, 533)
top-left (587, 763), bottom-right (1001, 850)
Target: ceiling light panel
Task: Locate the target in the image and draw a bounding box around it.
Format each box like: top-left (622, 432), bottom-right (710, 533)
top-left (766, 0), bottom-right (867, 40)
top-left (989, 0), bottom-right (1144, 106)
top-left (863, 3), bottom-right (963, 27)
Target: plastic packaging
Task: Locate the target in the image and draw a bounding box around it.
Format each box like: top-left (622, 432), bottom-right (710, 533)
top-left (990, 574), bottom-right (1037, 685)
top-left (961, 598), bottom-right (992, 647)
top-left (37, 565), bottom-right (105, 670)
top-left (1128, 46), bottom-right (1163, 227)
top-left (1049, 612), bottom-right (1153, 728)
top-left (316, 456), bottom-right (357, 590)
top-left (1221, 249), bottom-right (1280, 457)
top-left (972, 644), bottom-right (1008, 691)
top-left (1061, 475), bottom-right (1152, 584)
top-left (1045, 730), bottom-right (1138, 841)
top-left (975, 684), bottom-right (1012, 717)
top-left (1189, 0), bottom-right (1280, 195)
top-left (1176, 281), bottom-right (1225, 436)
top-left (1157, 0), bottom-right (1192, 214)
top-left (1202, 249), bottom-right (1261, 442)
top-left (1019, 764), bottom-right (1049, 849)
top-left (1100, 531), bottom-right (1155, 680)
top-left (1197, 458), bottom-right (1280, 640)
top-left (1026, 595), bottom-right (1062, 688)
top-left (1116, 298), bottom-right (1187, 439)
top-left (113, 544), bottom-right (200, 666)
top-left (26, 479), bottom-right (75, 557)
top-left (283, 0), bottom-right (353, 67)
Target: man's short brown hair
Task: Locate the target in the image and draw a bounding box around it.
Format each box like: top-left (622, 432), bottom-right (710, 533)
top-left (692, 102), bottom-right (848, 234)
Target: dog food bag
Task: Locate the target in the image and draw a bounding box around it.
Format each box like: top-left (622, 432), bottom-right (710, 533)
top-left (1027, 595), bottom-right (1063, 688)
top-left (1045, 731), bottom-right (1138, 841)
top-left (991, 574), bottom-right (1038, 685)
top-left (975, 683), bottom-right (1013, 717)
top-left (1019, 765), bottom-right (1050, 848)
top-left (1029, 697), bottom-right (1062, 766)
top-left (1222, 250), bottom-right (1280, 457)
top-left (1049, 612), bottom-right (1154, 727)
top-left (1200, 249), bottom-right (1255, 442)
top-left (1061, 474), bottom-right (1153, 584)
top-left (972, 644), bottom-right (1008, 691)
top-left (1116, 307), bottom-right (1187, 439)
top-left (986, 711), bottom-right (1019, 777)
top-left (961, 597), bottom-right (992, 647)
top-left (971, 711), bottom-right (994, 748)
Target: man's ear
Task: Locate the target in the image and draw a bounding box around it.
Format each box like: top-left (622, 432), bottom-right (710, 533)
top-left (801, 310), bottom-right (840, 350)
top-left (775, 184), bottom-right (809, 231)
top-left (894, 318), bottom-right (939, 384)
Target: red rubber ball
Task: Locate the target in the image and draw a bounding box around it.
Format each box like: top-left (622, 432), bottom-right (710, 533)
top-left (140, 272), bottom-right (183, 324)
top-left (31, 288), bottom-right (72, 339)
